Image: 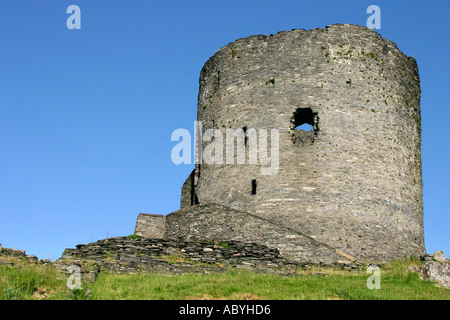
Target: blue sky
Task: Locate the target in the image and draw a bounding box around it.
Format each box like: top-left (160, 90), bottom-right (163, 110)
top-left (0, 0), bottom-right (448, 260)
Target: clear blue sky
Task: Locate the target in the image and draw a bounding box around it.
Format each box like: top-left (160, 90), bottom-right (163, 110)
top-left (0, 0), bottom-right (448, 260)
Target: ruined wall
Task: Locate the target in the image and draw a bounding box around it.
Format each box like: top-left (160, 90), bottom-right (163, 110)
top-left (134, 213), bottom-right (166, 239)
top-left (165, 203), bottom-right (353, 264)
top-left (57, 236), bottom-right (300, 275)
top-left (182, 24), bottom-right (424, 263)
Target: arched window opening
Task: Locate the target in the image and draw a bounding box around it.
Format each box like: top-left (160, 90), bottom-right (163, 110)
top-left (291, 107), bottom-right (319, 144)
top-left (291, 108), bottom-right (318, 132)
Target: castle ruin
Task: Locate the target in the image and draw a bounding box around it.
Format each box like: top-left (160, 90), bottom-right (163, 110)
top-left (135, 24), bottom-right (425, 264)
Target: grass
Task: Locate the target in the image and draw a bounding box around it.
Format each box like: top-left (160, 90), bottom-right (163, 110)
top-left (89, 268), bottom-right (449, 300)
top-left (0, 264), bottom-right (69, 300)
top-left (0, 256), bottom-right (448, 300)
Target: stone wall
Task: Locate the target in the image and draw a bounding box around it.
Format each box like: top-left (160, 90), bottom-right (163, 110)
top-left (165, 203), bottom-right (353, 264)
top-left (134, 213), bottom-right (166, 238)
top-left (180, 169), bottom-right (201, 208)
top-left (0, 244), bottom-right (46, 266)
top-left (181, 24), bottom-right (424, 263)
top-left (56, 236), bottom-right (321, 275)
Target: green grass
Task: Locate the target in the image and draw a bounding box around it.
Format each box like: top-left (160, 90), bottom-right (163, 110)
top-left (0, 256), bottom-right (448, 300)
top-left (90, 268), bottom-right (449, 300)
top-left (0, 264), bottom-right (69, 300)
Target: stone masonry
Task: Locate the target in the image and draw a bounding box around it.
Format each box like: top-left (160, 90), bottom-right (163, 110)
top-left (178, 24), bottom-right (424, 263)
top-left (55, 236), bottom-right (325, 276)
top-left (165, 203), bottom-right (353, 264)
top-left (135, 213), bottom-right (166, 239)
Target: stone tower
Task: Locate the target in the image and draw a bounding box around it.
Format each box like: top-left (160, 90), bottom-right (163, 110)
top-left (180, 24), bottom-right (425, 263)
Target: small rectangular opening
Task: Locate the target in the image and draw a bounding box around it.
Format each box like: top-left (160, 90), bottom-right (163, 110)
top-left (251, 179), bottom-right (257, 195)
top-left (243, 126), bottom-right (248, 146)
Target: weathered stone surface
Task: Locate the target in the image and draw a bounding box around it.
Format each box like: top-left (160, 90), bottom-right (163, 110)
top-left (431, 250), bottom-right (446, 262)
top-left (0, 259), bottom-right (14, 266)
top-left (165, 203), bottom-right (352, 264)
top-left (409, 261), bottom-right (450, 289)
top-left (55, 235), bottom-right (359, 276)
top-left (0, 244), bottom-right (49, 266)
top-left (421, 251), bottom-right (448, 263)
top-left (178, 24), bottom-right (424, 263)
top-left (134, 213), bottom-right (166, 239)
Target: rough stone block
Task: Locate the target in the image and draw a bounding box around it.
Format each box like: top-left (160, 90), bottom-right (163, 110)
top-left (134, 213), bottom-right (166, 239)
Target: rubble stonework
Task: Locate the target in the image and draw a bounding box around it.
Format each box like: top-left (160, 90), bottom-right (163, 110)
top-left (54, 236), bottom-right (358, 276)
top-left (408, 251), bottom-right (450, 289)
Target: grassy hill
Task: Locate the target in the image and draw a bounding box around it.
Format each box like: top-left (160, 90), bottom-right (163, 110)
top-left (0, 255), bottom-right (448, 300)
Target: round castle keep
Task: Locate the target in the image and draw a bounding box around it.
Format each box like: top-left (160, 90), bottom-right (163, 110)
top-left (181, 24), bottom-right (425, 263)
